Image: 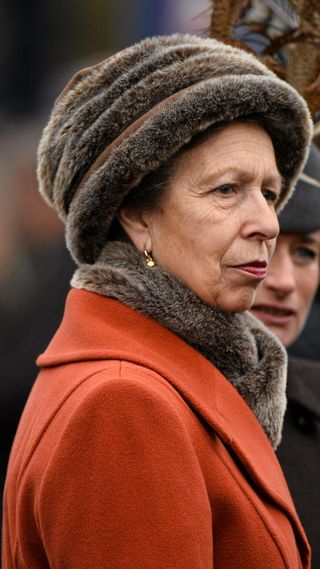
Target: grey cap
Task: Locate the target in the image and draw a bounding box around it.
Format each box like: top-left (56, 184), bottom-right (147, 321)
top-left (279, 143), bottom-right (320, 233)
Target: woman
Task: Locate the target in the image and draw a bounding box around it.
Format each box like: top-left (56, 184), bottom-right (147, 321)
top-left (2, 34), bottom-right (313, 568)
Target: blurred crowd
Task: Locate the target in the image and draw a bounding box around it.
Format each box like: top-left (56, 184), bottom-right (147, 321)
top-left (0, 118), bottom-right (75, 504)
top-left (0, 0), bottom-right (211, 515)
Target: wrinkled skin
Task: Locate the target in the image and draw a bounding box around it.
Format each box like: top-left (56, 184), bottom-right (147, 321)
top-left (251, 231), bottom-right (320, 346)
top-left (120, 122), bottom-right (281, 313)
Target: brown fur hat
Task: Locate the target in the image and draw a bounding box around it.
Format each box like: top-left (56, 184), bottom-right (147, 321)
top-left (37, 33), bottom-right (312, 264)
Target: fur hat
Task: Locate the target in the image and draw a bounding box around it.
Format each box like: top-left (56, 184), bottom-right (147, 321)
top-left (279, 143), bottom-right (320, 233)
top-left (37, 33), bottom-right (312, 264)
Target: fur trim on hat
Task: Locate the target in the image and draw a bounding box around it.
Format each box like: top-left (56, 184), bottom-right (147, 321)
top-left (37, 33), bottom-right (312, 264)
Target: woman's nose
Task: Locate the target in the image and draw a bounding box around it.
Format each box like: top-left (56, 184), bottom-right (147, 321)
top-left (243, 193), bottom-right (280, 242)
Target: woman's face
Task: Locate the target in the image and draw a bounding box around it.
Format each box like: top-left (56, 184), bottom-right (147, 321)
top-left (251, 231), bottom-right (320, 346)
top-left (120, 122), bottom-right (282, 312)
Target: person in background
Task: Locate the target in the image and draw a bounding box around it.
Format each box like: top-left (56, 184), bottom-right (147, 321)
top-left (207, 0), bottom-right (320, 565)
top-left (289, 280), bottom-right (320, 359)
top-left (251, 142), bottom-right (320, 566)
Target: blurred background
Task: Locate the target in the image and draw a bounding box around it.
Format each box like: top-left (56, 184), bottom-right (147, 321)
top-left (0, 0), bottom-right (211, 515)
top-left (0, 0), bottom-right (213, 119)
top-left (0, 0), bottom-right (319, 523)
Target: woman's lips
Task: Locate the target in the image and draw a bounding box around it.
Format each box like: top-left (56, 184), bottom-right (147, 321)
top-left (232, 261), bottom-right (267, 279)
top-left (251, 304), bottom-right (296, 325)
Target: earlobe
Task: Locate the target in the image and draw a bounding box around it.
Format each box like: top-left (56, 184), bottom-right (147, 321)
top-left (118, 207), bottom-right (152, 252)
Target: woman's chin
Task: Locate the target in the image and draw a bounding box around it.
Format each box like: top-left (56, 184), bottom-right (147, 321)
top-left (203, 287), bottom-right (257, 313)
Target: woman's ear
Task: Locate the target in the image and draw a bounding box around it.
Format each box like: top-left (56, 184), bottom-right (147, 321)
top-left (118, 207), bottom-right (152, 252)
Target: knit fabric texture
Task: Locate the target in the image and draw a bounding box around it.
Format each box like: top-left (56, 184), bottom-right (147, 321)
top-left (37, 33), bottom-right (313, 264)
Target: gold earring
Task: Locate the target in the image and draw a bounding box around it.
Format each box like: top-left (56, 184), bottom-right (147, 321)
top-left (144, 250), bottom-right (155, 267)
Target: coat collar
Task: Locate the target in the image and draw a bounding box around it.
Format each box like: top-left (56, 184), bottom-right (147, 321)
top-left (38, 288), bottom-right (309, 562)
top-left (71, 241), bottom-right (287, 449)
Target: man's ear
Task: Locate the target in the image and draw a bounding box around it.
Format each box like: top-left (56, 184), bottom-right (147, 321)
top-left (118, 207), bottom-right (152, 252)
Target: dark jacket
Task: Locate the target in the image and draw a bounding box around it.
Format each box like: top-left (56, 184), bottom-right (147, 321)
top-left (277, 356), bottom-right (320, 569)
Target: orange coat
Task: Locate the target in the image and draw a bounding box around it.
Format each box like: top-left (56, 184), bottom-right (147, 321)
top-left (2, 289), bottom-right (310, 569)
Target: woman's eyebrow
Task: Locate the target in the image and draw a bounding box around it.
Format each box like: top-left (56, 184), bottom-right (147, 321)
top-left (266, 173), bottom-right (285, 189)
top-left (196, 167), bottom-right (284, 188)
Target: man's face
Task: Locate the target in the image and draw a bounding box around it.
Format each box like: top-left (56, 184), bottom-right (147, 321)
top-left (251, 231), bottom-right (320, 347)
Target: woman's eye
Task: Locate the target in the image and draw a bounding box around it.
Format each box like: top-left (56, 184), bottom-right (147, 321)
top-left (214, 184), bottom-right (236, 196)
top-left (294, 246), bottom-right (318, 262)
top-left (262, 188), bottom-right (278, 204)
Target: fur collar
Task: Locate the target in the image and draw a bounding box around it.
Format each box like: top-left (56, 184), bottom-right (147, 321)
top-left (72, 241), bottom-right (287, 448)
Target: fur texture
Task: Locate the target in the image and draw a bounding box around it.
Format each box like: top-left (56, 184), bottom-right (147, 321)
top-left (72, 241), bottom-right (287, 448)
top-left (37, 34), bottom-right (312, 264)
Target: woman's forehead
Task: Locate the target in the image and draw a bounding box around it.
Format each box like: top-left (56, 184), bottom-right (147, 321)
top-left (173, 123), bottom-right (281, 183)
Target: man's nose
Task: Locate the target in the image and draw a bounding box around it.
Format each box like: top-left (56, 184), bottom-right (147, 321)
top-left (264, 249), bottom-right (296, 296)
